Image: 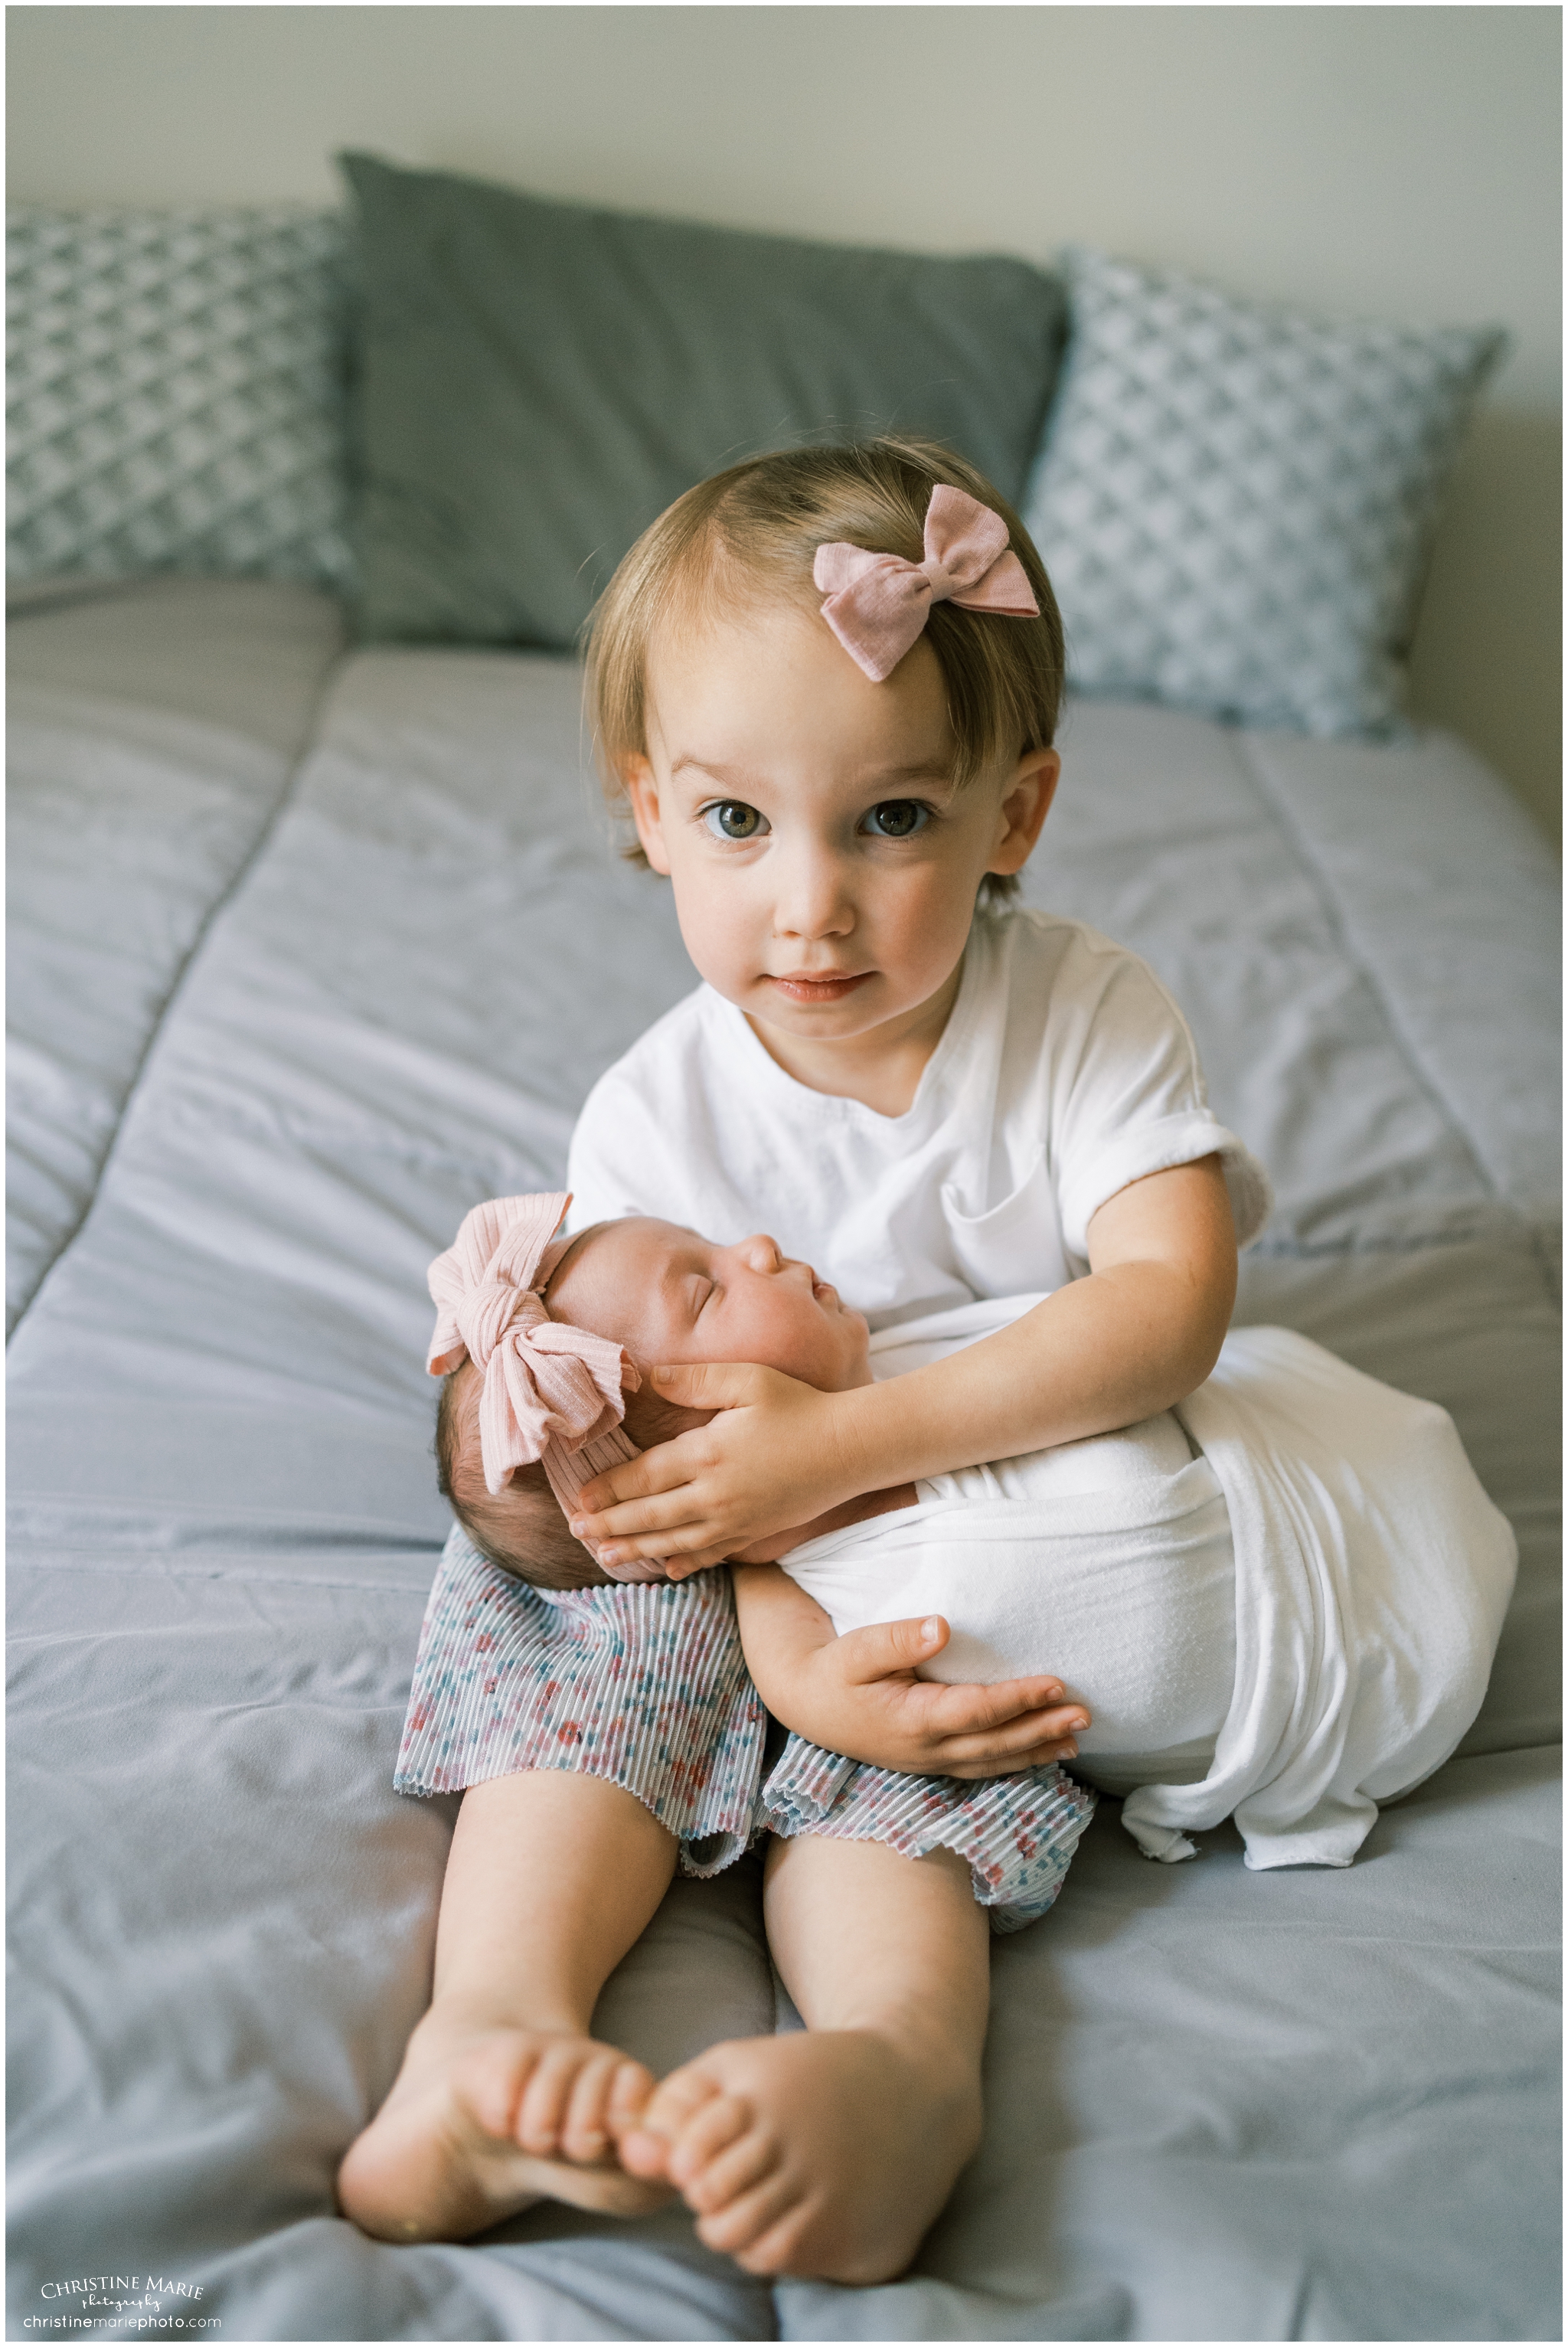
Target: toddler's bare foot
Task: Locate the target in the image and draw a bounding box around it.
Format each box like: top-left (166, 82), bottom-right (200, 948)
top-left (617, 2028), bottom-right (982, 2282)
top-left (338, 2015), bottom-right (675, 2243)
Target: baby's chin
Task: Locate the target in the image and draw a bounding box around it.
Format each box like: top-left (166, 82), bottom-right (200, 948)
top-left (835, 1306), bottom-right (873, 1384)
top-left (832, 1329), bottom-right (874, 1391)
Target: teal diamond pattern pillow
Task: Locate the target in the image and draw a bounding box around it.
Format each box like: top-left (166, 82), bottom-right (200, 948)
top-left (1021, 249), bottom-right (1504, 737)
top-left (7, 208), bottom-right (354, 590)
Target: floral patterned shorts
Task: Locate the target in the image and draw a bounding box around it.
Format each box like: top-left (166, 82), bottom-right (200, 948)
top-left (397, 1528), bottom-right (1095, 1931)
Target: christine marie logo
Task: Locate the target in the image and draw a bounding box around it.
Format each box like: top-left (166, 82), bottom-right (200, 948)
top-left (27, 2273), bottom-right (219, 2330)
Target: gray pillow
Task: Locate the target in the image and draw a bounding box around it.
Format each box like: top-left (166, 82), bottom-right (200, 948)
top-left (340, 152), bottom-right (1067, 648)
top-left (6, 207), bottom-right (354, 591)
top-left (1020, 247), bottom-right (1505, 737)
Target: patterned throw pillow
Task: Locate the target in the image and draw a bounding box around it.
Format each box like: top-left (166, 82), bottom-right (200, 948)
top-left (1021, 248), bottom-right (1504, 737)
top-left (7, 208), bottom-right (354, 590)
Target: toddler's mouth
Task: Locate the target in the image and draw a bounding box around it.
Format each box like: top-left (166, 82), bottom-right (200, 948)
top-left (767, 971), bottom-right (874, 1005)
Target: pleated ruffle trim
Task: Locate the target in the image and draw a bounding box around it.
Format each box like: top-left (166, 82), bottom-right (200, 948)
top-left (758, 1734), bottom-right (1097, 1933)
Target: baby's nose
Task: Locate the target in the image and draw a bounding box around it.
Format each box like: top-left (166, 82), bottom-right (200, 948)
top-left (740, 1233), bottom-right (786, 1272)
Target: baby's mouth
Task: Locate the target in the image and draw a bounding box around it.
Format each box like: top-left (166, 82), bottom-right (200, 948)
top-left (767, 971), bottom-right (874, 1005)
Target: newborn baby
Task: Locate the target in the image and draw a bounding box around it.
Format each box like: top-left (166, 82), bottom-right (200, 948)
top-left (435, 1213), bottom-right (897, 1587)
top-left (439, 1215), bottom-right (1233, 1793)
top-left (437, 1210), bottom-right (1516, 1873)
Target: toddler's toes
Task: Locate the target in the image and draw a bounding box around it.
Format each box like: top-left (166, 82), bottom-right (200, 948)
top-left (557, 2048), bottom-right (627, 2163)
top-left (516, 2039), bottom-right (589, 2156)
top-left (697, 2168), bottom-right (801, 2261)
top-left (606, 2056), bottom-right (658, 2143)
top-left (666, 2093), bottom-right (759, 2198)
top-left (616, 2064), bottom-right (727, 2180)
top-left (469, 2042), bottom-right (541, 2140)
top-left (338, 2025), bottom-right (671, 2244)
top-left (643, 2061), bottom-right (730, 2139)
top-left (678, 2108), bottom-right (779, 2215)
top-left (615, 2125), bottom-right (673, 2181)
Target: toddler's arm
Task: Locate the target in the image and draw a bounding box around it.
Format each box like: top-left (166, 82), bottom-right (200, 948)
top-left (573, 1156), bottom-right (1236, 1571)
top-left (730, 1565), bottom-right (1089, 1778)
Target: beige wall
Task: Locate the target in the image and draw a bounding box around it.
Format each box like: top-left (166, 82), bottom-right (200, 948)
top-left (8, 4), bottom-right (1560, 842)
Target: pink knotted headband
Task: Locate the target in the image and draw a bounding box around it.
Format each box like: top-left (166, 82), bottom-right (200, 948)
top-left (814, 482), bottom-right (1040, 683)
top-left (427, 1191), bottom-right (666, 1585)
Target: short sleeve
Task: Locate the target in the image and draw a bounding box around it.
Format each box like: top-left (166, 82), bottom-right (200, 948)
top-left (1061, 1109), bottom-right (1271, 1260)
top-left (564, 986), bottom-right (730, 1237)
top-left (564, 1080), bottom-right (629, 1231)
top-left (1039, 930), bottom-right (1272, 1260)
top-left (566, 1067), bottom-right (687, 1232)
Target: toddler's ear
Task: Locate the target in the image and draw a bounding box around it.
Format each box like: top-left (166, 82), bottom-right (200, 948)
top-left (623, 757), bottom-right (673, 874)
top-left (990, 748), bottom-right (1060, 877)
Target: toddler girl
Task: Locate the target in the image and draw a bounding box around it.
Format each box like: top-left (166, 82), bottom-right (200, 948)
top-left (341, 436), bottom-right (1496, 2279)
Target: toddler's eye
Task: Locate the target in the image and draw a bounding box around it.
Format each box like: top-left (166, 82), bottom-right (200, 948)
top-left (702, 801), bottom-right (767, 842)
top-left (863, 800), bottom-right (929, 839)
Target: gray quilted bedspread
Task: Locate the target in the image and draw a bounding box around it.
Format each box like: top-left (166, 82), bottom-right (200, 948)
top-left (7, 587), bottom-right (1560, 2341)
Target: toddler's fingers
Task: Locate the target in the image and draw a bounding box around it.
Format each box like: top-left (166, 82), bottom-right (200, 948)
top-left (572, 1469), bottom-right (642, 1515)
top-left (988, 1698), bottom-right (1088, 1742)
top-left (945, 1735), bottom-right (1081, 1780)
top-left (915, 1675), bottom-right (1078, 1731)
top-left (590, 1518), bottom-right (739, 1570)
top-left (662, 1545), bottom-right (737, 1580)
top-left (570, 1489), bottom-right (714, 1546)
top-left (575, 1413), bottom-right (734, 1513)
top-left (835, 1614), bottom-right (953, 1683)
top-left (574, 1453), bottom-right (691, 1518)
top-left (649, 1360), bottom-right (776, 1411)
top-left (933, 1705), bottom-right (1089, 1769)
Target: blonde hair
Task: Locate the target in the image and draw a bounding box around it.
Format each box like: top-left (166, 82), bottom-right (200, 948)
top-left (583, 437), bottom-right (1065, 907)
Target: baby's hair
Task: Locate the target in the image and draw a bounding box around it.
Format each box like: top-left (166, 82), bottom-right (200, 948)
top-left (583, 436), bottom-right (1066, 908)
top-left (435, 1352), bottom-right (707, 1591)
top-left (435, 1365), bottom-right (595, 1589)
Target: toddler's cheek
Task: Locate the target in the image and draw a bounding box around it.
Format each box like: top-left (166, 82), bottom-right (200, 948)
top-left (670, 887), bottom-right (763, 995)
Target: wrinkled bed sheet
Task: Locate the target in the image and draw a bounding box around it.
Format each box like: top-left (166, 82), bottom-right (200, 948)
top-left (5, 579), bottom-right (345, 1332)
top-left (8, 594), bottom-right (1560, 2342)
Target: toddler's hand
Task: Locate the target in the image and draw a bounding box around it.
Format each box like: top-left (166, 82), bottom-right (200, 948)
top-left (771, 1612), bottom-right (1090, 1779)
top-left (570, 1363), bottom-right (854, 1575)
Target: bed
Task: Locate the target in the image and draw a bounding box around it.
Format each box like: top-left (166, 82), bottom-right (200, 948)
top-left (8, 172), bottom-right (1561, 2343)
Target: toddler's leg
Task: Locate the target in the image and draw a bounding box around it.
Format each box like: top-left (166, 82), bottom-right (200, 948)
top-left (338, 1769), bottom-right (679, 2242)
top-left (619, 1832), bottom-right (988, 2282)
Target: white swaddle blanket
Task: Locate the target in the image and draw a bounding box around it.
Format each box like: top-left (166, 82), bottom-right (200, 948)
top-left (781, 1299), bottom-right (1517, 1869)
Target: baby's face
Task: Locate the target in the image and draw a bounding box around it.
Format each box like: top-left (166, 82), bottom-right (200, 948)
top-left (549, 1218), bottom-right (873, 1392)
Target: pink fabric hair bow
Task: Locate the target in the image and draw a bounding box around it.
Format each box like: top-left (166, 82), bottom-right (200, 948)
top-left (813, 483), bottom-right (1040, 682)
top-left (427, 1191), bottom-right (666, 1584)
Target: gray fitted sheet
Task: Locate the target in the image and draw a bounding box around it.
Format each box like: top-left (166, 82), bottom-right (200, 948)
top-left (7, 595), bottom-right (1560, 2341)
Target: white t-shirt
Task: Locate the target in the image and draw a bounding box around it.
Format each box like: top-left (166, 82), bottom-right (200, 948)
top-left (567, 907), bottom-right (1270, 1327)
